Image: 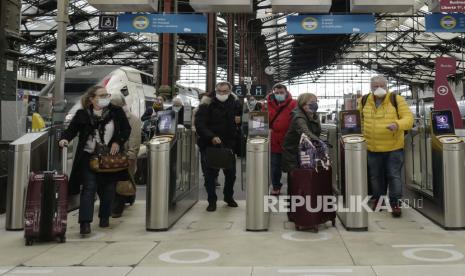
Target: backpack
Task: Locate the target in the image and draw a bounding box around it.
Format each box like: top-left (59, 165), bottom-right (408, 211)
top-left (361, 93), bottom-right (399, 119)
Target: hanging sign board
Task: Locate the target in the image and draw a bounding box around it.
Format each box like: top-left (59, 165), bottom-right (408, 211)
top-left (88, 0), bottom-right (158, 12)
top-left (440, 0), bottom-right (465, 12)
top-left (190, 0), bottom-right (253, 13)
top-left (425, 13), bottom-right (465, 32)
top-left (272, 0), bottom-right (331, 13)
top-left (233, 85), bottom-right (247, 97)
top-left (287, 15), bottom-right (375, 35)
top-left (433, 57), bottom-right (463, 129)
top-left (117, 14), bottom-right (208, 34)
top-left (350, 0), bottom-right (414, 13)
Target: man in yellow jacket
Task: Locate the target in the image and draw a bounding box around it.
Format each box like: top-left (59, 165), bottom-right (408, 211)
top-left (358, 75), bottom-right (414, 217)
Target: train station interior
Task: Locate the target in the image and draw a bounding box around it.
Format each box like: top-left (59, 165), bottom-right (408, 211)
top-left (2, 0), bottom-right (465, 275)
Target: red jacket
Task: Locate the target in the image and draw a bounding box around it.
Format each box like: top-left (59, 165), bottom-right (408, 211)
top-left (265, 92), bottom-right (297, 153)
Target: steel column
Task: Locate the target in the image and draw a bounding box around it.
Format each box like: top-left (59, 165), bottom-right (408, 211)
top-left (227, 14), bottom-right (235, 85)
top-left (157, 0), bottom-right (178, 99)
top-left (206, 13), bottom-right (217, 93)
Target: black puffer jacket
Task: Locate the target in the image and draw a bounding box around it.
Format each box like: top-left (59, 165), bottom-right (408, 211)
top-left (61, 104), bottom-right (131, 195)
top-left (195, 94), bottom-right (242, 150)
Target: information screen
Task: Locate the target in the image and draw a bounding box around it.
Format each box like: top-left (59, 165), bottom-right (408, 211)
top-left (431, 110), bottom-right (455, 136)
top-left (248, 112), bottom-right (269, 137)
top-left (157, 110), bottom-right (176, 135)
top-left (340, 110), bottom-right (361, 136)
top-left (344, 114), bottom-right (357, 129)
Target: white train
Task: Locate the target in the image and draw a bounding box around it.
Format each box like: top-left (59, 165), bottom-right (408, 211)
top-left (39, 65), bottom-right (202, 122)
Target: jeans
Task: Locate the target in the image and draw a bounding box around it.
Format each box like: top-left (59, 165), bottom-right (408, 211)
top-left (79, 153), bottom-right (116, 223)
top-left (367, 149), bottom-right (404, 205)
top-left (271, 153), bottom-right (283, 189)
top-left (201, 150), bottom-right (236, 203)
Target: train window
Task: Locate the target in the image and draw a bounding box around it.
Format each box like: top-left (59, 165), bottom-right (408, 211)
top-left (127, 72), bottom-right (142, 83)
top-left (141, 74), bottom-right (154, 85)
top-left (121, 86), bottom-right (129, 97)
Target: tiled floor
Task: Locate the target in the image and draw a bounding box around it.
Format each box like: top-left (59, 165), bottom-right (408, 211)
top-left (2, 200), bottom-right (465, 276)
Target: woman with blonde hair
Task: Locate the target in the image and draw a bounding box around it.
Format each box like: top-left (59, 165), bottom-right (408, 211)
top-left (59, 86), bottom-right (131, 236)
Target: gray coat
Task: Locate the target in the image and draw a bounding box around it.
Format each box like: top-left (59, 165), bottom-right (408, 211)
top-left (282, 107), bottom-right (321, 173)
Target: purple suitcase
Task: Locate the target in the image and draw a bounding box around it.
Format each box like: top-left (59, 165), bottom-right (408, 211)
top-left (288, 168), bottom-right (336, 232)
top-left (24, 172), bottom-right (68, 245)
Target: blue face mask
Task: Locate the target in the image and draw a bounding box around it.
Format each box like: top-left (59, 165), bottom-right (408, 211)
top-left (308, 102), bottom-right (319, 113)
top-left (275, 94), bottom-right (286, 102)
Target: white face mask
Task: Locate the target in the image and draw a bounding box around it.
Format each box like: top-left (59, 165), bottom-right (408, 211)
top-left (373, 87), bottom-right (387, 97)
top-left (97, 98), bottom-right (111, 108)
top-left (216, 94), bottom-right (229, 102)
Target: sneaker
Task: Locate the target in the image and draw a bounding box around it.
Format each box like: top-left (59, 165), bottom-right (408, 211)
top-left (224, 198), bottom-right (238, 207)
top-left (99, 217), bottom-right (110, 228)
top-left (206, 202), bottom-right (217, 212)
top-left (80, 222), bottom-right (91, 235)
top-left (270, 188), bottom-right (281, 196)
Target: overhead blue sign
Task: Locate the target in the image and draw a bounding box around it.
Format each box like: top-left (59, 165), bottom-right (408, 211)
top-left (425, 13), bottom-right (465, 32)
top-left (117, 14), bottom-right (207, 34)
top-left (287, 15), bottom-right (375, 35)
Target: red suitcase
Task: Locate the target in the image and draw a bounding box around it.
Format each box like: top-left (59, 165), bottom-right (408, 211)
top-left (288, 168), bottom-right (336, 232)
top-left (24, 172), bottom-right (68, 245)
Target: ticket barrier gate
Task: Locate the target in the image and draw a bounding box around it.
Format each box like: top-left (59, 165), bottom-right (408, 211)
top-left (146, 110), bottom-right (199, 231)
top-left (336, 111), bottom-right (368, 231)
top-left (404, 110), bottom-right (465, 229)
top-left (246, 112), bottom-right (270, 231)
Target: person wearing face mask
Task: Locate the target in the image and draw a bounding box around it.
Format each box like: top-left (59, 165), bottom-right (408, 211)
top-left (246, 96), bottom-right (262, 112)
top-left (110, 94), bottom-right (141, 218)
top-left (195, 81), bottom-right (242, 212)
top-left (58, 86), bottom-right (131, 236)
top-left (264, 84), bottom-right (297, 196)
top-left (168, 97), bottom-right (184, 125)
top-left (282, 93), bottom-right (321, 174)
top-left (141, 96), bottom-right (165, 121)
top-left (358, 75), bottom-right (413, 218)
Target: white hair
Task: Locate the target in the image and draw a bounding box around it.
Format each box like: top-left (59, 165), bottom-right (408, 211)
top-left (371, 75), bottom-right (388, 87)
top-left (172, 97), bottom-right (183, 106)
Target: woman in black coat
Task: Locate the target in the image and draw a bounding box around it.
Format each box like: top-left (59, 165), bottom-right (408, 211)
top-left (59, 85), bottom-right (131, 236)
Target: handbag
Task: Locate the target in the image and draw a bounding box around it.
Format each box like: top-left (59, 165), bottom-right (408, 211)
top-left (206, 145), bottom-right (235, 170)
top-left (116, 175), bottom-right (136, 196)
top-left (90, 143), bottom-right (129, 173)
top-left (298, 134), bottom-right (331, 172)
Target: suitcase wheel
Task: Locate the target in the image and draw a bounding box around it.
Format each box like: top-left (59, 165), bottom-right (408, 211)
top-left (58, 235), bottom-right (66, 243)
top-left (25, 238), bottom-right (33, 246)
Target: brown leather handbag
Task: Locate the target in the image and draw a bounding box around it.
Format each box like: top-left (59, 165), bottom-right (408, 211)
top-left (90, 144), bottom-right (129, 173)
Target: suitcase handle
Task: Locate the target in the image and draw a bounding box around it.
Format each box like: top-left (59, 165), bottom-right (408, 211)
top-left (61, 145), bottom-right (68, 174)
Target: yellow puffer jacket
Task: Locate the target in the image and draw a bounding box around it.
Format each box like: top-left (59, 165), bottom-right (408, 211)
top-left (357, 92), bottom-right (414, 152)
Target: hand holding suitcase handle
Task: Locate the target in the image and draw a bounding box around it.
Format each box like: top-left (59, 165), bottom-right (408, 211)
top-left (212, 136), bottom-right (222, 145)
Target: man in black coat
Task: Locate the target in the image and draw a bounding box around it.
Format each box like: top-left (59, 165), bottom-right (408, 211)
top-left (195, 81), bottom-right (242, 212)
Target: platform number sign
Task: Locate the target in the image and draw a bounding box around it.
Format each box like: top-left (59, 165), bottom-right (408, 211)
top-left (233, 85), bottom-right (246, 97)
top-left (99, 15), bottom-right (117, 31)
top-left (251, 85), bottom-right (267, 98)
